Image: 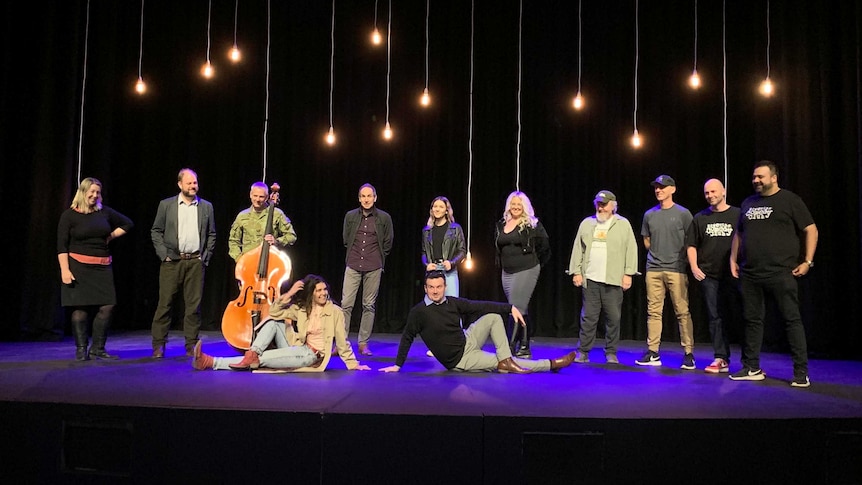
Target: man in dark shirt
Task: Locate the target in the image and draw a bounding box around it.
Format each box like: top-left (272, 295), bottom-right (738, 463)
top-left (341, 183), bottom-right (394, 356)
top-left (729, 161), bottom-right (818, 388)
top-left (686, 179), bottom-right (740, 374)
top-left (379, 272), bottom-right (576, 373)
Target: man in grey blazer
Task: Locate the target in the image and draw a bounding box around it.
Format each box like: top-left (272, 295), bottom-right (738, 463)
top-left (150, 168), bottom-right (217, 358)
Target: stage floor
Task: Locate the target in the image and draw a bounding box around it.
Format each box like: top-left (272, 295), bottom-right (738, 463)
top-left (2, 330), bottom-right (861, 420)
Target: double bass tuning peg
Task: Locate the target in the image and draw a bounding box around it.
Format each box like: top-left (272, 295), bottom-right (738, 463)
top-left (269, 182), bottom-right (281, 205)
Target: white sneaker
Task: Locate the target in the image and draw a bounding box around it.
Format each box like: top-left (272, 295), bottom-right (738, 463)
top-left (426, 350), bottom-right (434, 357)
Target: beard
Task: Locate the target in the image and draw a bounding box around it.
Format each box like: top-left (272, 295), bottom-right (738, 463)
top-left (596, 212), bottom-right (612, 223)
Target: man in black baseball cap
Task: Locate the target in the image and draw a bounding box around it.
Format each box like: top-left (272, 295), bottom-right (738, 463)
top-left (637, 174), bottom-right (696, 369)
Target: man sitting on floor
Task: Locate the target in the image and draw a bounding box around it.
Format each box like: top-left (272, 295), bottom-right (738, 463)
top-left (379, 271), bottom-right (576, 374)
top-left (193, 274), bottom-right (371, 372)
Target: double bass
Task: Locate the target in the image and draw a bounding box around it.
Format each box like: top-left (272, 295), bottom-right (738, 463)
top-left (221, 183), bottom-right (292, 350)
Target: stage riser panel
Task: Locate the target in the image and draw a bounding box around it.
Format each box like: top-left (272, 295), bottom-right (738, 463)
top-left (2, 402), bottom-right (860, 484)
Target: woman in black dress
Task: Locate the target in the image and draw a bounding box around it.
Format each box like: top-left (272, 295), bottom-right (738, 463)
top-left (57, 178), bottom-right (133, 360)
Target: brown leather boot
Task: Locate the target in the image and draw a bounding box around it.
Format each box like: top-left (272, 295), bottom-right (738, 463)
top-left (191, 341), bottom-right (214, 370)
top-left (496, 357), bottom-right (532, 374)
top-left (229, 350), bottom-right (260, 370)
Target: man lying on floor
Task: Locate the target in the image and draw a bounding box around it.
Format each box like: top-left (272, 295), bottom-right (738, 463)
top-left (379, 271), bottom-right (576, 374)
top-left (193, 274), bottom-right (371, 372)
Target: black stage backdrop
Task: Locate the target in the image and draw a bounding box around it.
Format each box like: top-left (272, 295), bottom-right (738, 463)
top-left (2, 1), bottom-right (860, 359)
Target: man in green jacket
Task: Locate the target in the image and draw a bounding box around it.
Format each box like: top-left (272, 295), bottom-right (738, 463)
top-left (568, 190), bottom-right (638, 365)
top-left (228, 181), bottom-right (297, 262)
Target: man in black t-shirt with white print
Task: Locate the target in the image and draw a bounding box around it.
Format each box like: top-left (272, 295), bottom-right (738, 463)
top-left (729, 161), bottom-right (818, 388)
top-left (686, 179), bottom-right (740, 374)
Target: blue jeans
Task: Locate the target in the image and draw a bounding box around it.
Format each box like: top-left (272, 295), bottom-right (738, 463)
top-left (699, 276), bottom-right (732, 360)
top-left (578, 280), bottom-right (623, 355)
top-left (341, 267), bottom-right (382, 344)
top-left (213, 319), bottom-right (317, 370)
top-left (444, 269), bottom-right (459, 297)
top-left (740, 272), bottom-right (808, 375)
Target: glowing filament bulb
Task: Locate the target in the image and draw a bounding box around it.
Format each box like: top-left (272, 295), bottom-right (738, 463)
top-left (572, 92), bottom-right (584, 110)
top-left (229, 45), bottom-right (241, 63)
top-left (689, 70), bottom-right (701, 89)
top-left (420, 88), bottom-right (431, 107)
top-left (759, 77), bottom-right (774, 97)
top-left (135, 77), bottom-right (147, 95)
top-left (382, 122), bottom-right (393, 140)
top-left (325, 127), bottom-right (336, 145)
top-left (631, 129), bottom-right (642, 148)
top-left (201, 61), bottom-right (214, 79)
top-left (464, 251), bottom-right (474, 270)
top-left (371, 28), bottom-right (382, 45)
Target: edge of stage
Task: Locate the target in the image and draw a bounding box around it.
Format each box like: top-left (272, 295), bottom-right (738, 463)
top-left (2, 330), bottom-right (861, 483)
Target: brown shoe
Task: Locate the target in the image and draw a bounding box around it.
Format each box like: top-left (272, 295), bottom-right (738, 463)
top-left (229, 350), bottom-right (260, 371)
top-left (358, 343), bottom-right (373, 356)
top-left (152, 346), bottom-right (165, 359)
top-left (191, 341), bottom-right (213, 370)
top-left (496, 357), bottom-right (532, 374)
top-left (550, 351), bottom-right (578, 372)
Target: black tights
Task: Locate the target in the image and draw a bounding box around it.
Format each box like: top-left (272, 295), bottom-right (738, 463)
top-left (70, 305), bottom-right (115, 336)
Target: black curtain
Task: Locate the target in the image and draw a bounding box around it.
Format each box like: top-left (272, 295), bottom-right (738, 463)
top-left (2, 0), bottom-right (860, 359)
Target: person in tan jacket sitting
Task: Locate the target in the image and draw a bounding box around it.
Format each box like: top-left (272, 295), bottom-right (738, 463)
top-left (193, 274), bottom-right (371, 373)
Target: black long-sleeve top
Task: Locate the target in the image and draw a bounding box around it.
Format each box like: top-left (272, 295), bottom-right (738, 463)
top-left (57, 206), bottom-right (134, 257)
top-left (395, 297), bottom-right (512, 369)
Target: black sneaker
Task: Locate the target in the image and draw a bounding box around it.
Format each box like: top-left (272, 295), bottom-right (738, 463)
top-left (635, 350), bottom-right (661, 366)
top-left (729, 367), bottom-right (765, 381)
top-left (680, 353), bottom-right (695, 370)
top-left (791, 375), bottom-right (810, 388)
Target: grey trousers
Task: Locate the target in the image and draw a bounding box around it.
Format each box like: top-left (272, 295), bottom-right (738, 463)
top-left (578, 280), bottom-right (623, 354)
top-left (453, 314), bottom-right (551, 372)
top-left (341, 267), bottom-right (382, 344)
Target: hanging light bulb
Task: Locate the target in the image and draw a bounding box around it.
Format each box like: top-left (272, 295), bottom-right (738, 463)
top-left (371, 28), bottom-right (382, 45)
top-left (382, 121), bottom-right (393, 140)
top-left (325, 127), bottom-right (336, 145)
top-left (420, 88), bottom-right (431, 107)
top-left (135, 77), bottom-right (147, 95)
top-left (572, 92), bottom-right (584, 110)
top-left (631, 129), bottom-right (642, 148)
top-left (688, 70), bottom-right (701, 89)
top-left (464, 251), bottom-right (474, 270)
top-left (201, 61), bottom-right (214, 78)
top-left (759, 77), bottom-right (774, 96)
top-left (229, 45), bottom-right (241, 63)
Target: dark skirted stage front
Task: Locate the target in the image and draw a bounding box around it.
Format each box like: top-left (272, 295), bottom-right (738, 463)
top-left (1, 330), bottom-right (861, 484)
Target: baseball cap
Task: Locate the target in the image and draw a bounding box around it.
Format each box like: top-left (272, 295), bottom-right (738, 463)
top-left (594, 190), bottom-right (617, 204)
top-left (650, 174), bottom-right (676, 187)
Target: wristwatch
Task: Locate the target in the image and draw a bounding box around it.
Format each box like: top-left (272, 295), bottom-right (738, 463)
top-left (804, 260), bottom-right (814, 268)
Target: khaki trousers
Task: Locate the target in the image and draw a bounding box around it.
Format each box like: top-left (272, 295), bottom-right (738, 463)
top-left (645, 271), bottom-right (694, 353)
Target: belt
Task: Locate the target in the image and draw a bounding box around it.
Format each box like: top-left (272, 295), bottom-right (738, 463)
top-left (69, 253), bottom-right (111, 265)
top-left (179, 252), bottom-right (201, 260)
